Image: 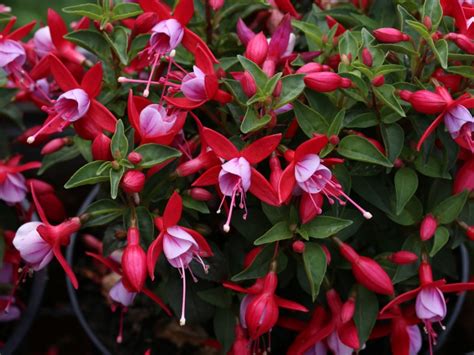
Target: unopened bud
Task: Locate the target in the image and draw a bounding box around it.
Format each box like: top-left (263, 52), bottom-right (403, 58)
top-left (92, 133), bottom-right (113, 161)
top-left (388, 251), bottom-right (418, 264)
top-left (128, 152), bottom-right (142, 165)
top-left (420, 214), bottom-right (437, 241)
top-left (292, 240), bottom-right (305, 254)
top-left (121, 170), bottom-right (146, 194)
top-left (41, 137), bottom-right (69, 155)
top-left (371, 75), bottom-right (385, 87)
top-left (188, 188), bottom-right (213, 201)
top-left (373, 28), bottom-right (410, 43)
top-left (423, 16), bottom-right (432, 31)
top-left (245, 32), bottom-right (268, 65)
top-left (361, 48), bottom-right (373, 67)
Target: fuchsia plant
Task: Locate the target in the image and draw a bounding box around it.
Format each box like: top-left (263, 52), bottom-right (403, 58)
top-left (1, 0), bottom-right (474, 354)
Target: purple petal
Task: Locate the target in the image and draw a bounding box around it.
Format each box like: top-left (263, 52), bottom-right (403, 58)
top-left (0, 173), bottom-right (27, 203)
top-left (407, 325), bottom-right (422, 355)
top-left (304, 342), bottom-right (328, 355)
top-left (139, 104), bottom-right (177, 136)
top-left (327, 331), bottom-right (353, 355)
top-left (181, 66), bottom-right (207, 101)
top-left (33, 26), bottom-right (55, 58)
top-left (415, 286), bottom-right (447, 322)
top-left (163, 226), bottom-right (197, 261)
top-left (55, 88), bottom-right (90, 121)
top-left (218, 157), bottom-right (252, 195)
top-left (109, 280), bottom-right (136, 307)
top-left (12, 222), bottom-right (54, 270)
top-left (295, 154), bottom-right (321, 183)
top-left (150, 19), bottom-right (184, 53)
top-left (444, 105), bottom-right (474, 138)
top-left (0, 39), bottom-right (26, 72)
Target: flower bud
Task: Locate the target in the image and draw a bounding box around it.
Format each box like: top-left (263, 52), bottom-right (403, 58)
top-left (466, 226), bottom-right (474, 240)
top-left (453, 158), bottom-right (474, 194)
top-left (304, 72), bottom-right (352, 92)
top-left (295, 62), bottom-right (326, 74)
top-left (299, 193), bottom-right (323, 224)
top-left (41, 138), bottom-right (68, 155)
top-left (127, 152), bottom-right (142, 165)
top-left (339, 242), bottom-right (394, 295)
top-left (432, 68), bottom-right (461, 93)
top-left (388, 251), bottom-right (418, 264)
top-left (188, 187), bottom-right (213, 201)
top-left (209, 0), bottom-right (224, 11)
top-left (92, 133), bottom-right (113, 161)
top-left (121, 227), bottom-right (147, 292)
top-left (243, 247), bottom-right (263, 268)
top-left (398, 89), bottom-right (447, 114)
top-left (340, 297), bottom-right (355, 323)
top-left (236, 18), bottom-right (255, 46)
top-left (361, 48), bottom-right (373, 67)
top-left (446, 33), bottom-right (474, 54)
top-left (121, 170), bottom-right (146, 194)
top-left (241, 71), bottom-right (257, 97)
top-left (245, 32), bottom-right (268, 65)
top-left (273, 80), bottom-right (282, 97)
top-left (420, 214), bottom-right (437, 241)
top-left (423, 16), bottom-right (432, 31)
top-left (326, 54), bottom-right (341, 71)
top-left (292, 240), bottom-right (305, 254)
top-left (326, 15), bottom-right (346, 36)
top-left (176, 151), bottom-right (220, 177)
top-left (373, 28), bottom-right (410, 43)
top-left (371, 75), bottom-right (385, 87)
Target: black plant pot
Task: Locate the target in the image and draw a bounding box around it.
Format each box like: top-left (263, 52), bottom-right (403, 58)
top-left (66, 188), bottom-right (470, 355)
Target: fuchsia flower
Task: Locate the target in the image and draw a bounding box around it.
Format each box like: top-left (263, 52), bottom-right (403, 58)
top-left (13, 183), bottom-right (81, 288)
top-left (165, 46), bottom-right (232, 109)
top-left (382, 261), bottom-right (474, 352)
top-left (27, 54), bottom-right (117, 142)
top-left (33, 26), bottom-right (54, 58)
top-left (149, 19), bottom-right (184, 53)
top-left (288, 290), bottom-right (359, 355)
top-left (109, 280), bottom-right (137, 307)
top-left (420, 214), bottom-right (438, 241)
top-left (128, 90), bottom-right (186, 145)
top-left (147, 192), bottom-right (213, 325)
top-left (0, 156), bottom-right (40, 204)
top-left (399, 86), bottom-right (474, 151)
top-left (0, 17), bottom-right (35, 74)
top-left (373, 28), bottom-right (411, 43)
top-left (192, 128), bottom-right (281, 232)
top-left (121, 227), bottom-right (147, 292)
top-left (224, 267), bottom-right (308, 341)
top-left (278, 135), bottom-right (373, 219)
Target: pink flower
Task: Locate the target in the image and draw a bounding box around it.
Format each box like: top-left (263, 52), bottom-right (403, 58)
top-left (415, 286), bottom-right (447, 322)
top-left (109, 280), bottom-right (137, 307)
top-left (181, 66), bottom-right (207, 101)
top-left (444, 105), bottom-right (474, 141)
top-left (139, 104), bottom-right (177, 136)
top-left (147, 192), bottom-right (213, 325)
top-left (13, 222), bottom-right (54, 271)
top-left (33, 26), bottom-right (55, 58)
top-left (0, 172), bottom-right (27, 204)
top-left (54, 88), bottom-right (91, 122)
top-left (149, 19), bottom-right (184, 54)
top-left (0, 39), bottom-right (26, 73)
top-left (407, 325), bottom-right (422, 355)
top-left (218, 157), bottom-right (252, 195)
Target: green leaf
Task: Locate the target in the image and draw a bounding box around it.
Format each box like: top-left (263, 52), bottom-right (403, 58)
top-left (380, 123), bottom-right (404, 163)
top-left (432, 39), bottom-right (448, 69)
top-left (104, 26), bottom-right (129, 66)
top-left (73, 136), bottom-right (93, 162)
top-left (261, 73), bottom-right (282, 98)
top-left (237, 55), bottom-right (268, 88)
top-left (422, 0), bottom-right (443, 31)
top-left (64, 30), bottom-right (111, 62)
top-left (338, 135), bottom-right (393, 167)
top-left (298, 216), bottom-right (353, 239)
top-left (64, 160), bottom-right (110, 189)
top-left (328, 109), bottom-right (345, 137)
top-left (430, 226), bottom-right (449, 257)
top-left (111, 120), bottom-right (128, 159)
top-left (292, 20), bottom-right (323, 50)
top-left (373, 84), bottom-right (405, 117)
top-left (82, 199), bottom-right (123, 227)
top-left (387, 196), bottom-right (423, 226)
top-left (354, 285), bottom-right (379, 347)
top-left (231, 245), bottom-right (287, 281)
top-left (134, 143), bottom-right (181, 168)
top-left (254, 221), bottom-right (293, 245)
top-left (182, 195), bottom-right (210, 214)
top-left (198, 287), bottom-right (232, 308)
top-left (275, 74), bottom-right (305, 108)
top-left (302, 243), bottom-right (327, 301)
top-left (240, 107), bottom-right (271, 134)
top-left (394, 168), bottom-right (418, 215)
top-left (109, 166), bottom-right (125, 199)
top-left (38, 145), bottom-right (80, 175)
top-left (339, 31), bottom-right (359, 57)
top-left (432, 190), bottom-right (469, 224)
top-left (414, 153), bottom-right (451, 179)
top-left (63, 4), bottom-right (103, 20)
top-left (293, 100), bottom-right (329, 138)
top-left (446, 66), bottom-right (474, 79)
top-left (111, 2), bottom-right (143, 21)
top-left (213, 308), bottom-right (235, 354)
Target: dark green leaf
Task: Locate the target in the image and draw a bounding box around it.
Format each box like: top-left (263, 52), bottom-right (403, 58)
top-left (63, 4), bottom-right (103, 20)
top-left (82, 199), bottom-right (123, 227)
top-left (298, 216), bottom-right (353, 239)
top-left (240, 107), bottom-right (271, 134)
top-left (381, 123), bottom-right (404, 163)
top-left (231, 245), bottom-right (287, 281)
top-left (354, 285), bottom-right (379, 347)
top-left (64, 160), bottom-right (110, 188)
top-left (237, 55), bottom-right (268, 88)
top-left (105, 26), bottom-right (129, 65)
top-left (39, 145), bottom-right (80, 175)
top-left (109, 166), bottom-right (125, 199)
top-left (254, 221), bottom-right (293, 245)
top-left (134, 143), bottom-right (181, 168)
top-left (446, 66), bottom-right (474, 79)
top-left (422, 0), bottom-right (443, 31)
top-left (293, 100), bottom-right (329, 138)
top-left (432, 190), bottom-right (469, 224)
top-left (302, 243), bottom-right (327, 301)
top-left (430, 226), bottom-right (449, 257)
top-left (111, 120), bottom-right (128, 159)
top-left (111, 2), bottom-right (143, 21)
top-left (182, 195), bottom-right (210, 214)
top-left (373, 84), bottom-right (405, 117)
top-left (275, 74), bottom-right (305, 108)
top-left (394, 168), bottom-right (418, 215)
top-left (213, 308), bottom-right (236, 354)
top-left (198, 287), bottom-right (232, 308)
top-left (338, 135), bottom-right (393, 167)
top-left (64, 30), bottom-right (111, 61)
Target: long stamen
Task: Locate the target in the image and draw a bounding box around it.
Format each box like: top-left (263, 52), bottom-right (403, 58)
top-left (116, 307), bottom-right (127, 343)
top-left (143, 51), bottom-right (162, 97)
top-left (27, 112), bottom-right (66, 144)
top-left (179, 258), bottom-right (187, 326)
top-left (159, 50), bottom-right (176, 106)
top-left (223, 179), bottom-right (241, 233)
top-left (307, 193), bottom-right (322, 214)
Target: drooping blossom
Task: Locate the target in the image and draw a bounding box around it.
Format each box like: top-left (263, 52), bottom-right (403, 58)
top-left (127, 90), bottom-right (186, 145)
top-left (278, 135), bottom-right (373, 219)
top-left (13, 183), bottom-right (81, 288)
top-left (147, 192), bottom-right (213, 325)
top-left (192, 128), bottom-right (281, 232)
top-left (0, 155), bottom-right (41, 204)
top-left (399, 86), bottom-right (474, 151)
top-left (33, 26), bottom-right (55, 58)
top-left (27, 54), bottom-right (116, 142)
top-left (0, 17), bottom-right (35, 75)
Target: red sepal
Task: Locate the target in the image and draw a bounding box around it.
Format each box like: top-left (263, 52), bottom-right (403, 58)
top-left (86, 100), bottom-right (117, 133)
top-left (338, 321), bottom-right (360, 349)
top-left (181, 227), bottom-right (213, 257)
top-left (275, 296), bottom-right (308, 312)
top-left (294, 135), bottom-right (329, 160)
top-left (81, 62), bottom-right (103, 98)
top-left (182, 28), bottom-right (218, 64)
top-left (47, 9), bottom-right (68, 48)
top-left (241, 134), bottom-right (282, 164)
top-left (53, 242), bottom-right (79, 289)
top-left (416, 111), bottom-right (445, 151)
top-left (249, 168), bottom-right (280, 206)
top-left (142, 288), bottom-right (172, 316)
top-left (192, 165), bottom-right (221, 186)
top-left (139, 0), bottom-right (171, 20)
top-left (163, 191), bottom-right (183, 228)
top-left (49, 54), bottom-right (80, 91)
top-left (7, 20), bottom-right (36, 41)
top-left (164, 96), bottom-right (205, 109)
top-left (147, 232), bottom-right (164, 279)
top-left (277, 163), bottom-right (296, 203)
top-left (174, 0), bottom-right (194, 25)
top-left (202, 128), bottom-right (239, 160)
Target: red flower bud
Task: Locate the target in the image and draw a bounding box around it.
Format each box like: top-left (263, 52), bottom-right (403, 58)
top-left (269, 154), bottom-right (282, 191)
top-left (241, 71), bottom-right (257, 97)
top-left (209, 0), bottom-right (224, 11)
top-left (467, 226), bottom-right (474, 240)
top-left (446, 33), bottom-right (474, 54)
top-left (176, 152), bottom-right (219, 177)
top-left (243, 247), bottom-right (263, 268)
top-left (420, 214), bottom-right (437, 241)
top-left (127, 152), bottom-right (142, 165)
top-left (340, 297), bottom-right (355, 323)
top-left (121, 170), bottom-right (146, 194)
top-left (373, 28), bottom-right (411, 43)
top-left (188, 187), bottom-right (213, 201)
top-left (454, 158), bottom-right (474, 194)
top-left (292, 240), bottom-right (305, 254)
top-left (304, 72), bottom-right (352, 92)
top-left (295, 62), bottom-right (326, 74)
top-left (122, 227), bottom-right (147, 292)
top-left (388, 251), bottom-right (418, 264)
top-left (398, 89), bottom-right (447, 114)
top-left (339, 242), bottom-right (394, 295)
top-left (326, 54), bottom-right (341, 71)
top-left (423, 16), bottom-right (432, 31)
top-left (371, 75), bottom-right (385, 87)
top-left (418, 260), bottom-right (433, 285)
top-left (92, 133), bottom-right (113, 161)
top-left (41, 138), bottom-right (68, 155)
top-left (326, 15), bottom-right (346, 36)
top-left (432, 68), bottom-right (461, 93)
top-left (245, 32), bottom-right (268, 65)
top-left (237, 18), bottom-right (255, 46)
top-left (299, 193), bottom-right (323, 224)
top-left (361, 48), bottom-right (373, 67)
